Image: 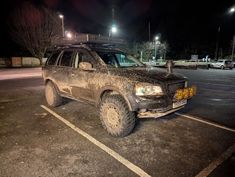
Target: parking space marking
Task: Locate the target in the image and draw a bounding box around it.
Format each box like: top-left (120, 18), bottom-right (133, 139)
top-left (175, 113), bottom-right (235, 133)
top-left (41, 105), bottom-right (151, 177)
top-left (195, 143), bottom-right (235, 177)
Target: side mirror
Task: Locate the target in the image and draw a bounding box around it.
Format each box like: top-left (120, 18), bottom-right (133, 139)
top-left (79, 62), bottom-right (96, 71)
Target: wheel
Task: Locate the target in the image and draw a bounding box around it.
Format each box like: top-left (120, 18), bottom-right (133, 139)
top-left (45, 81), bottom-right (62, 107)
top-left (99, 94), bottom-right (136, 137)
top-left (221, 65), bottom-right (224, 70)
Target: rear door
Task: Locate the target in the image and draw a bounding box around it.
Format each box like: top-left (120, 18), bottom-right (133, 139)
top-left (54, 50), bottom-right (75, 96)
top-left (43, 50), bottom-right (62, 79)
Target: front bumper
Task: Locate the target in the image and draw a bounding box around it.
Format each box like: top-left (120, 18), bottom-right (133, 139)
top-left (129, 86), bottom-right (196, 118)
top-left (138, 106), bottom-right (184, 118)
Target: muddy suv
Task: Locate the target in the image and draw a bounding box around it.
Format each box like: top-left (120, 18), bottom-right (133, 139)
top-left (42, 35), bottom-right (196, 137)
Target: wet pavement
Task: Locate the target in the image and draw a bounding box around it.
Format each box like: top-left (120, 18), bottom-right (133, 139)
top-left (0, 68), bottom-right (234, 177)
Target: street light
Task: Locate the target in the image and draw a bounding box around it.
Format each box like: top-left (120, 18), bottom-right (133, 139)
top-left (155, 36), bottom-right (159, 41)
top-left (65, 31), bottom-right (73, 39)
top-left (154, 35), bottom-right (160, 61)
top-left (229, 7), bottom-right (235, 13)
top-left (59, 14), bottom-right (64, 37)
top-left (109, 24), bottom-right (118, 37)
top-left (66, 32), bottom-right (73, 39)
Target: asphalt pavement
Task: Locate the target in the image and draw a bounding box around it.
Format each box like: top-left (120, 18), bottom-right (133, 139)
top-left (0, 67), bottom-right (234, 177)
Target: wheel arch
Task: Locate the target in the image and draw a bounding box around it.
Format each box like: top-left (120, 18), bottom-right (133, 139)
top-left (97, 86), bottom-right (133, 111)
top-left (44, 79), bottom-right (60, 92)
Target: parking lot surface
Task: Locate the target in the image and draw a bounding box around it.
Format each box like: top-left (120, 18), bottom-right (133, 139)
top-left (0, 68), bottom-right (234, 177)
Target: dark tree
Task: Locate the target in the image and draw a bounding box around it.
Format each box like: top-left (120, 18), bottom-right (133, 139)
top-left (9, 2), bottom-right (61, 65)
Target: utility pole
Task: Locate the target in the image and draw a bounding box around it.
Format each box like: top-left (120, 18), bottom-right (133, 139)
top-left (148, 21), bottom-right (151, 41)
top-left (232, 35), bottom-right (235, 61)
top-left (59, 14), bottom-right (64, 37)
top-left (215, 26), bottom-right (220, 60)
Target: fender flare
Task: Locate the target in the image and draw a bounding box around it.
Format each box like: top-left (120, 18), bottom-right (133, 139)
top-left (97, 86), bottom-right (134, 111)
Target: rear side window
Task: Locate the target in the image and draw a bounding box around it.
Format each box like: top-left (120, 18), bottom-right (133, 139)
top-left (47, 51), bottom-right (61, 65)
top-left (59, 51), bottom-right (74, 67)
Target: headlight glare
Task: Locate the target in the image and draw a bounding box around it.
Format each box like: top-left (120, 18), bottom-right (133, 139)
top-left (135, 83), bottom-right (163, 96)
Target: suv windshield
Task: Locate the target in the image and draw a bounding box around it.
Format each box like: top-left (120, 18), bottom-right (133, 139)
top-left (97, 51), bottom-right (144, 68)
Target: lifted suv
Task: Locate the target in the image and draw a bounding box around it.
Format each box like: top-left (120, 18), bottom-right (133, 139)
top-left (42, 34), bottom-right (196, 137)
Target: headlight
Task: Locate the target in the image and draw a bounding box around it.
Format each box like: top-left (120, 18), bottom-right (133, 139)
top-left (135, 83), bottom-right (163, 96)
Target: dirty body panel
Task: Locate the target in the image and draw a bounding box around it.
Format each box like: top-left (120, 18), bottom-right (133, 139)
top-left (42, 43), bottom-right (195, 118)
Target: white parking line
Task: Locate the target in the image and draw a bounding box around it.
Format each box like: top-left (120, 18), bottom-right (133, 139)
top-left (195, 143), bottom-right (235, 177)
top-left (40, 105), bottom-right (151, 177)
top-left (175, 112), bottom-right (235, 133)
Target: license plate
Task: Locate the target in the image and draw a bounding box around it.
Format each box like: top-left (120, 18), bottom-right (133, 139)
top-left (173, 99), bottom-right (187, 109)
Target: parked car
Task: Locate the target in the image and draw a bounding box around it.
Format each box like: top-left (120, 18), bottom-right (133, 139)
top-left (210, 59), bottom-right (234, 69)
top-left (42, 34), bottom-right (196, 137)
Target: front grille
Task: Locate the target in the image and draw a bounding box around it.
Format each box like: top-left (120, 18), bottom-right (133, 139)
top-left (167, 82), bottom-right (185, 97)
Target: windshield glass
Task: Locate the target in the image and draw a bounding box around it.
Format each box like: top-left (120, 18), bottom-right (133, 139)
top-left (96, 51), bottom-right (145, 68)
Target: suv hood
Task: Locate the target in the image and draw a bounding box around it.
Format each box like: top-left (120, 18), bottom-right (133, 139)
top-left (108, 67), bottom-right (186, 84)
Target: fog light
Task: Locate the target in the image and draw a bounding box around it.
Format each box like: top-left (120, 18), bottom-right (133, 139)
top-left (183, 88), bottom-right (189, 99)
top-left (175, 89), bottom-right (183, 100)
top-left (189, 87), bottom-right (194, 97)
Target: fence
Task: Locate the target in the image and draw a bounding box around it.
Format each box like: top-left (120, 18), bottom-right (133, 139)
top-left (0, 57), bottom-right (41, 68)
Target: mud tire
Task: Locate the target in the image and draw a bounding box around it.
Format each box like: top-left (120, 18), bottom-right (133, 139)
top-left (99, 95), bottom-right (136, 137)
top-left (45, 81), bottom-right (62, 107)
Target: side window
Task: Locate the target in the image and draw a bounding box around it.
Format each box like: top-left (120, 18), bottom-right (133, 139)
top-left (59, 51), bottom-right (74, 67)
top-left (78, 51), bottom-right (95, 65)
top-left (47, 51), bottom-right (61, 65)
top-left (97, 52), bottom-right (118, 67)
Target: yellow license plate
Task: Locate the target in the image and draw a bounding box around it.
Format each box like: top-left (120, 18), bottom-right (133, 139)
top-left (174, 86), bottom-right (196, 100)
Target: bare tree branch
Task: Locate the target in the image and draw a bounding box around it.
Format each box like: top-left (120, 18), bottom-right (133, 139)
top-left (8, 2), bottom-right (61, 65)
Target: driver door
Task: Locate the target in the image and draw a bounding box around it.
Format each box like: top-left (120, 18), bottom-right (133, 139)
top-left (69, 49), bottom-right (97, 103)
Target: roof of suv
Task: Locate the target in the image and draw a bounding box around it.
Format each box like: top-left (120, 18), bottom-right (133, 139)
top-left (48, 34), bottom-right (126, 53)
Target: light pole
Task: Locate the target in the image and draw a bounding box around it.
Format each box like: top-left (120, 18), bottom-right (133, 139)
top-left (154, 36), bottom-right (160, 61)
top-left (232, 35), bottom-right (235, 61)
top-left (229, 6), bottom-right (235, 60)
top-left (215, 26), bottom-right (220, 60)
top-left (215, 6), bottom-right (235, 60)
top-left (59, 14), bottom-right (64, 37)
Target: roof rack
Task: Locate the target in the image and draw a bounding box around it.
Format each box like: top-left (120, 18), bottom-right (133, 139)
top-left (53, 33), bottom-right (126, 47)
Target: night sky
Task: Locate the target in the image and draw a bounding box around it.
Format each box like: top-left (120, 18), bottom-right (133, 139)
top-left (1, 0), bottom-right (235, 58)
